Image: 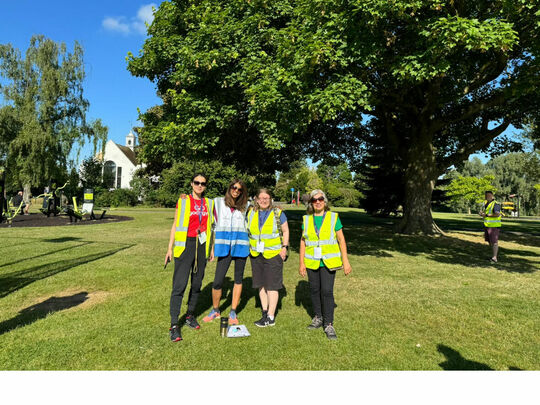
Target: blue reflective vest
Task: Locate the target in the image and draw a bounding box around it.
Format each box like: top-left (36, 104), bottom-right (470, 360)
top-left (213, 197), bottom-right (249, 257)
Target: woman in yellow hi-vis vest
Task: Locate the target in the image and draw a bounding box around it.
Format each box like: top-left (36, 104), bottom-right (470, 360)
top-left (299, 189), bottom-right (352, 340)
top-left (247, 189), bottom-right (289, 327)
top-left (480, 190), bottom-right (501, 263)
top-left (164, 173), bottom-right (215, 342)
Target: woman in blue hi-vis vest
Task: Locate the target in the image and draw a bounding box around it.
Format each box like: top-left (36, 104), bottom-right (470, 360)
top-left (202, 179), bottom-right (250, 326)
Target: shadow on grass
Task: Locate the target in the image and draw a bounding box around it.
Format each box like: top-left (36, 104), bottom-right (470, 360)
top-left (0, 242), bottom-right (93, 270)
top-left (437, 344), bottom-right (493, 370)
top-left (0, 292), bottom-right (88, 336)
top-left (295, 280), bottom-right (313, 318)
top-left (0, 244), bottom-right (134, 299)
top-left (43, 237), bottom-right (83, 243)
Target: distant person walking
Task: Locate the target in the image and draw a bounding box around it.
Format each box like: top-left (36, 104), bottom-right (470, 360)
top-left (247, 189), bottom-right (289, 327)
top-left (480, 190), bottom-right (501, 263)
top-left (299, 189), bottom-right (352, 340)
top-left (202, 179), bottom-right (250, 326)
top-left (164, 173), bottom-right (215, 342)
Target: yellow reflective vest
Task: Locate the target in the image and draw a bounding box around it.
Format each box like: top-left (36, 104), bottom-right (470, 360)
top-left (302, 212), bottom-right (343, 270)
top-left (484, 200), bottom-right (501, 228)
top-left (174, 197), bottom-right (215, 258)
top-left (247, 208), bottom-right (283, 259)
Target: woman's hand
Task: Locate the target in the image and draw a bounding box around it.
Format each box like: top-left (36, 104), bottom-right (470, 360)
top-left (164, 249), bottom-right (173, 267)
top-left (299, 263), bottom-right (307, 277)
top-left (279, 247), bottom-right (287, 261)
top-left (343, 262), bottom-right (352, 276)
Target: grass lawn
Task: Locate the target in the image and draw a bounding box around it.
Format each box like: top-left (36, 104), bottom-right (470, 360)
top-left (0, 206), bottom-right (538, 370)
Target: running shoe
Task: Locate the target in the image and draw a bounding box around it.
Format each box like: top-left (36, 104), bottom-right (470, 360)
top-left (324, 324), bottom-right (337, 340)
top-left (185, 315), bottom-right (201, 329)
top-left (169, 325), bottom-right (182, 342)
top-left (254, 314), bottom-right (268, 328)
top-left (307, 316), bottom-right (323, 330)
top-left (267, 317), bottom-right (275, 327)
top-left (203, 309), bottom-right (220, 323)
top-left (228, 312), bottom-right (239, 325)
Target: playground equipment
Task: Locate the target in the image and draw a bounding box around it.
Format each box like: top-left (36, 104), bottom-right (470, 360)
top-left (65, 188), bottom-right (107, 222)
top-left (35, 181), bottom-right (68, 217)
top-left (1, 197), bottom-right (24, 226)
top-left (502, 194), bottom-right (520, 217)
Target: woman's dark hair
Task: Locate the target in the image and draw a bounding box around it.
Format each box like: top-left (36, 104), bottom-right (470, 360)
top-left (191, 172), bottom-right (208, 183)
top-left (224, 178), bottom-right (248, 211)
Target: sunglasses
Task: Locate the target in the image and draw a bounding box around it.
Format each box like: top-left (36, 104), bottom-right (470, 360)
top-left (311, 196), bottom-right (325, 203)
top-left (231, 185), bottom-right (243, 192)
top-left (193, 181), bottom-right (207, 186)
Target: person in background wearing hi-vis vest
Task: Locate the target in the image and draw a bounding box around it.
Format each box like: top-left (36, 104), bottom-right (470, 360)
top-left (480, 190), bottom-right (501, 263)
top-left (202, 179), bottom-right (250, 326)
top-left (299, 189), bottom-right (352, 340)
top-left (247, 188), bottom-right (289, 327)
top-left (164, 173), bottom-right (215, 342)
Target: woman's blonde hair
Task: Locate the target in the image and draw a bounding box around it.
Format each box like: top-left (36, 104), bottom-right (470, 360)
top-left (306, 189), bottom-right (330, 214)
top-left (253, 188), bottom-right (275, 211)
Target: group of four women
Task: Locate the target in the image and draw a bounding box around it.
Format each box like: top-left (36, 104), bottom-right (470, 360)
top-left (164, 173), bottom-right (352, 342)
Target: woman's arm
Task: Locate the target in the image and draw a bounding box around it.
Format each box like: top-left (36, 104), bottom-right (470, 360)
top-left (279, 220), bottom-right (290, 260)
top-left (299, 237), bottom-right (307, 277)
top-left (165, 205), bottom-right (179, 266)
top-left (336, 229), bottom-right (352, 275)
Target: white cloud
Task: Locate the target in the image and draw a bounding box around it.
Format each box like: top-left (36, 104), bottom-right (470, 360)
top-left (102, 17), bottom-right (130, 35)
top-left (102, 3), bottom-right (157, 36)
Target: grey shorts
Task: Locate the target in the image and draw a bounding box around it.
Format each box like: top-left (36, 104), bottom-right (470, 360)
top-left (484, 227), bottom-right (500, 244)
top-left (250, 254), bottom-right (283, 290)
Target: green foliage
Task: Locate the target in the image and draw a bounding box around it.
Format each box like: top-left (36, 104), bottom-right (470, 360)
top-left (0, 36), bottom-right (108, 189)
top-left (95, 188), bottom-right (139, 208)
top-left (445, 175), bottom-right (496, 213)
top-left (154, 159), bottom-right (255, 207)
top-left (79, 157), bottom-right (104, 189)
top-left (128, 0), bottom-right (540, 233)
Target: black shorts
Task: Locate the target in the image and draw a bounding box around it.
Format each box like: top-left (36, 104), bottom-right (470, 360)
top-left (250, 254), bottom-right (283, 290)
top-left (484, 227), bottom-right (500, 244)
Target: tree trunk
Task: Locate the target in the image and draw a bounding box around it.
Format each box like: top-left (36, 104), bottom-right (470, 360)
top-left (395, 141), bottom-right (442, 235)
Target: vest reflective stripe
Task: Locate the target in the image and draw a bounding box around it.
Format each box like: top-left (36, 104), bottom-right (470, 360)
top-left (484, 200), bottom-right (501, 228)
top-left (303, 212), bottom-right (343, 270)
top-left (173, 197), bottom-right (214, 258)
top-left (213, 197), bottom-right (249, 257)
top-left (247, 209), bottom-right (282, 259)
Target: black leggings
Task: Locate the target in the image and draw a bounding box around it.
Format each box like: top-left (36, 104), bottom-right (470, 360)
top-left (307, 266), bottom-right (336, 325)
top-left (169, 238), bottom-right (207, 325)
top-left (212, 254), bottom-right (247, 290)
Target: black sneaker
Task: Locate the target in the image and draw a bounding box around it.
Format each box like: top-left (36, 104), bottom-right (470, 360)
top-left (185, 315), bottom-right (200, 329)
top-left (307, 316), bottom-right (323, 329)
top-left (169, 325), bottom-right (182, 342)
top-left (267, 317), bottom-right (276, 327)
top-left (324, 323), bottom-right (337, 340)
top-left (254, 314), bottom-right (268, 328)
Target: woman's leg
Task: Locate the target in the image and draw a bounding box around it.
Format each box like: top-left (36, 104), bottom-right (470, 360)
top-left (307, 268), bottom-right (323, 319)
top-left (169, 245), bottom-right (195, 326)
top-left (186, 241), bottom-right (207, 315)
top-left (212, 254), bottom-right (233, 309)
top-left (320, 266), bottom-right (337, 326)
top-left (267, 290), bottom-right (279, 318)
top-left (258, 287), bottom-right (268, 312)
top-left (231, 257), bottom-right (247, 311)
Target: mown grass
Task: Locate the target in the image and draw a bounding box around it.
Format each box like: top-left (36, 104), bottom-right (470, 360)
top-left (0, 207), bottom-right (538, 370)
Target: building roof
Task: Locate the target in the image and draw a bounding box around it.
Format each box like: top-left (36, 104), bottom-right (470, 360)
top-left (116, 144), bottom-right (138, 166)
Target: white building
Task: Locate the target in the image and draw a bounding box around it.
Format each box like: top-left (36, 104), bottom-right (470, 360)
top-left (98, 131), bottom-right (143, 189)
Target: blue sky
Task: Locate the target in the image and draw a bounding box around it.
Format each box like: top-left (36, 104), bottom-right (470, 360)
top-left (0, 1), bottom-right (163, 163)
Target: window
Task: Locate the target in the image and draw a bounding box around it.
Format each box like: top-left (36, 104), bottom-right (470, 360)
top-left (116, 167), bottom-right (122, 189)
top-left (103, 161), bottom-right (116, 189)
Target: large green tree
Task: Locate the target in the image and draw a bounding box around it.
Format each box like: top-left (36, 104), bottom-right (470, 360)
top-left (128, 0), bottom-right (540, 233)
top-left (0, 36), bottom-right (107, 190)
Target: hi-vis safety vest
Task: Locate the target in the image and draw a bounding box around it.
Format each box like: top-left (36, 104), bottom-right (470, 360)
top-left (484, 200), bottom-right (501, 228)
top-left (213, 197), bottom-right (249, 258)
top-left (174, 197), bottom-right (214, 258)
top-left (247, 208), bottom-right (283, 259)
top-left (303, 212), bottom-right (343, 270)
